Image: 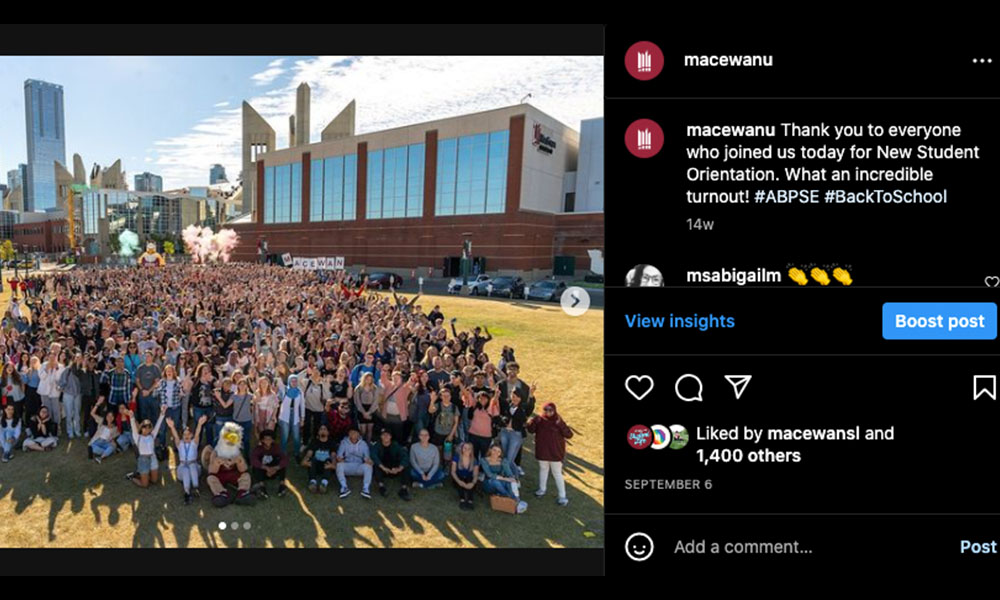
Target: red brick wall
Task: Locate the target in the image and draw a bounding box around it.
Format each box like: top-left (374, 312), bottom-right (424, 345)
top-left (231, 211), bottom-right (603, 274)
top-left (14, 220), bottom-right (69, 253)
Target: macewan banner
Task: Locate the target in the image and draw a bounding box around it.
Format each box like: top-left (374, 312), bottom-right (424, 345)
top-left (291, 256), bottom-right (345, 270)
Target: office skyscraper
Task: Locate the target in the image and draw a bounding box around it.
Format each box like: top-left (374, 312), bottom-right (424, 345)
top-left (210, 164), bottom-right (228, 184)
top-left (24, 79), bottom-right (67, 212)
top-left (134, 171), bottom-right (163, 193)
top-left (7, 164), bottom-right (27, 191)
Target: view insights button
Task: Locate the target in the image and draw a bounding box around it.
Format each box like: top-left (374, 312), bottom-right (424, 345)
top-left (882, 302), bottom-right (997, 340)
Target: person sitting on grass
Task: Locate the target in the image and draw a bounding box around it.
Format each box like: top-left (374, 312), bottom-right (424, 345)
top-left (409, 428), bottom-right (446, 490)
top-left (87, 398), bottom-right (122, 464)
top-left (480, 442), bottom-right (527, 514)
top-left (301, 423), bottom-right (337, 494)
top-left (23, 405), bottom-right (58, 452)
top-left (165, 413), bottom-right (208, 505)
top-left (1, 403), bottom-right (21, 462)
top-left (251, 429), bottom-right (288, 499)
top-left (125, 404), bottom-right (166, 488)
top-left (451, 441), bottom-right (479, 510)
top-left (336, 426), bottom-right (374, 499)
top-left (371, 428), bottom-right (411, 501)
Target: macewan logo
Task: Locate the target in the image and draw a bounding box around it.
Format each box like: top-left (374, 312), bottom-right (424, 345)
top-left (532, 122), bottom-right (557, 155)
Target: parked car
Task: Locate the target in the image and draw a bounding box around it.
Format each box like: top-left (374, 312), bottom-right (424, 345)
top-left (525, 279), bottom-right (567, 302)
top-left (487, 276), bottom-right (526, 299)
top-left (467, 275), bottom-right (494, 296)
top-left (365, 272), bottom-right (405, 290)
top-left (448, 274), bottom-right (490, 294)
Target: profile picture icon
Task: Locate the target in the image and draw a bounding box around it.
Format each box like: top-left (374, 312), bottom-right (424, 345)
top-left (669, 425), bottom-right (689, 450)
top-left (627, 425), bottom-right (652, 450)
top-left (625, 41), bottom-right (664, 81)
top-left (626, 264), bottom-right (664, 287)
top-left (624, 118), bottom-right (664, 159)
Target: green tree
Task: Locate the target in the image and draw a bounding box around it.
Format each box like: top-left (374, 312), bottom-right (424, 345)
top-left (0, 240), bottom-right (14, 261)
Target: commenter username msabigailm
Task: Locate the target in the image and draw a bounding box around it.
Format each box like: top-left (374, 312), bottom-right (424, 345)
top-left (624, 313), bottom-right (735, 331)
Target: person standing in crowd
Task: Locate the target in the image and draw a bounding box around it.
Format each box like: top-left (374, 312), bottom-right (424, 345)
top-left (78, 356), bottom-right (102, 442)
top-left (464, 388), bottom-right (499, 460)
top-left (22, 356), bottom-right (41, 421)
top-left (189, 363), bottom-right (217, 448)
top-left (302, 367), bottom-right (329, 447)
top-left (379, 370), bottom-right (412, 444)
top-left (427, 388), bottom-right (459, 460)
top-left (325, 399), bottom-right (355, 447)
top-left (526, 402), bottom-right (573, 507)
top-left (353, 371), bottom-right (380, 443)
top-left (278, 372), bottom-right (304, 460)
top-left (498, 388), bottom-right (530, 471)
top-left (133, 351), bottom-right (162, 430)
top-left (155, 365), bottom-right (184, 449)
top-left (104, 358), bottom-right (132, 411)
top-left (252, 377), bottom-right (278, 448)
top-left (58, 352), bottom-right (84, 439)
top-left (350, 351), bottom-right (379, 388)
top-left (1, 363), bottom-right (25, 426)
top-left (122, 342), bottom-right (142, 380)
top-left (37, 349), bottom-right (64, 430)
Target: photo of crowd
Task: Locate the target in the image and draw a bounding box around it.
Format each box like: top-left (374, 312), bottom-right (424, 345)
top-left (0, 264), bottom-right (578, 527)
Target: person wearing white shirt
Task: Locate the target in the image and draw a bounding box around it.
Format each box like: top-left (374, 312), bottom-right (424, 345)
top-left (278, 373), bottom-right (305, 460)
top-left (37, 351), bottom-right (66, 428)
top-left (126, 405), bottom-right (166, 489)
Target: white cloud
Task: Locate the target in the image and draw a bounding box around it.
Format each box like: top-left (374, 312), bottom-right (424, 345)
top-left (151, 56), bottom-right (603, 190)
top-left (213, 101), bottom-right (230, 108)
top-left (251, 58), bottom-right (286, 86)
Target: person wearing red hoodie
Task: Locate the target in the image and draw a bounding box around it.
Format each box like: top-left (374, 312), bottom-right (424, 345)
top-left (525, 402), bottom-right (573, 506)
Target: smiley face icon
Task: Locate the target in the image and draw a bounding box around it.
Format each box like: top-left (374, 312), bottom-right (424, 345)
top-left (625, 532), bottom-right (655, 562)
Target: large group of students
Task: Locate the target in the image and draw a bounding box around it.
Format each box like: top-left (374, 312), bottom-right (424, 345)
top-left (0, 264), bottom-right (574, 514)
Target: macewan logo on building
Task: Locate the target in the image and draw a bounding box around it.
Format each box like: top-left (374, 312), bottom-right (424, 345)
top-left (533, 122), bottom-right (557, 154)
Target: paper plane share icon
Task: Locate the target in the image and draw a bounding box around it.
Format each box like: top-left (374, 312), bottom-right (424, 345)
top-left (724, 375), bottom-right (752, 400)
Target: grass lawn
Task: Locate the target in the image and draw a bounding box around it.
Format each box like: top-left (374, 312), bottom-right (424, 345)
top-left (0, 293), bottom-right (604, 548)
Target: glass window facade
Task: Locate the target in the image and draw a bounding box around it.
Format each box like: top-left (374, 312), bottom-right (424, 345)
top-left (435, 130), bottom-right (508, 216)
top-left (263, 162), bottom-right (303, 224)
top-left (24, 81), bottom-right (67, 212)
top-left (310, 154), bottom-right (357, 221)
top-left (366, 143), bottom-right (424, 219)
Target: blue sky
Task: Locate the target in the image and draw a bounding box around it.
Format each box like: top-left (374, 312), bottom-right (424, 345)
top-left (0, 56), bottom-right (603, 190)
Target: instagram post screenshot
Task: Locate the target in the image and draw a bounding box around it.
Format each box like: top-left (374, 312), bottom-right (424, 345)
top-left (1, 23), bottom-right (997, 576)
top-left (0, 25), bottom-right (604, 574)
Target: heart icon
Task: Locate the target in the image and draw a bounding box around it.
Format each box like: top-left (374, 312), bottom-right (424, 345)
top-left (625, 375), bottom-right (654, 401)
top-left (986, 276), bottom-right (999, 288)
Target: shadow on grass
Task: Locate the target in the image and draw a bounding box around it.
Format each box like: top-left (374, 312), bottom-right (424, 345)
top-left (0, 433), bottom-right (604, 549)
